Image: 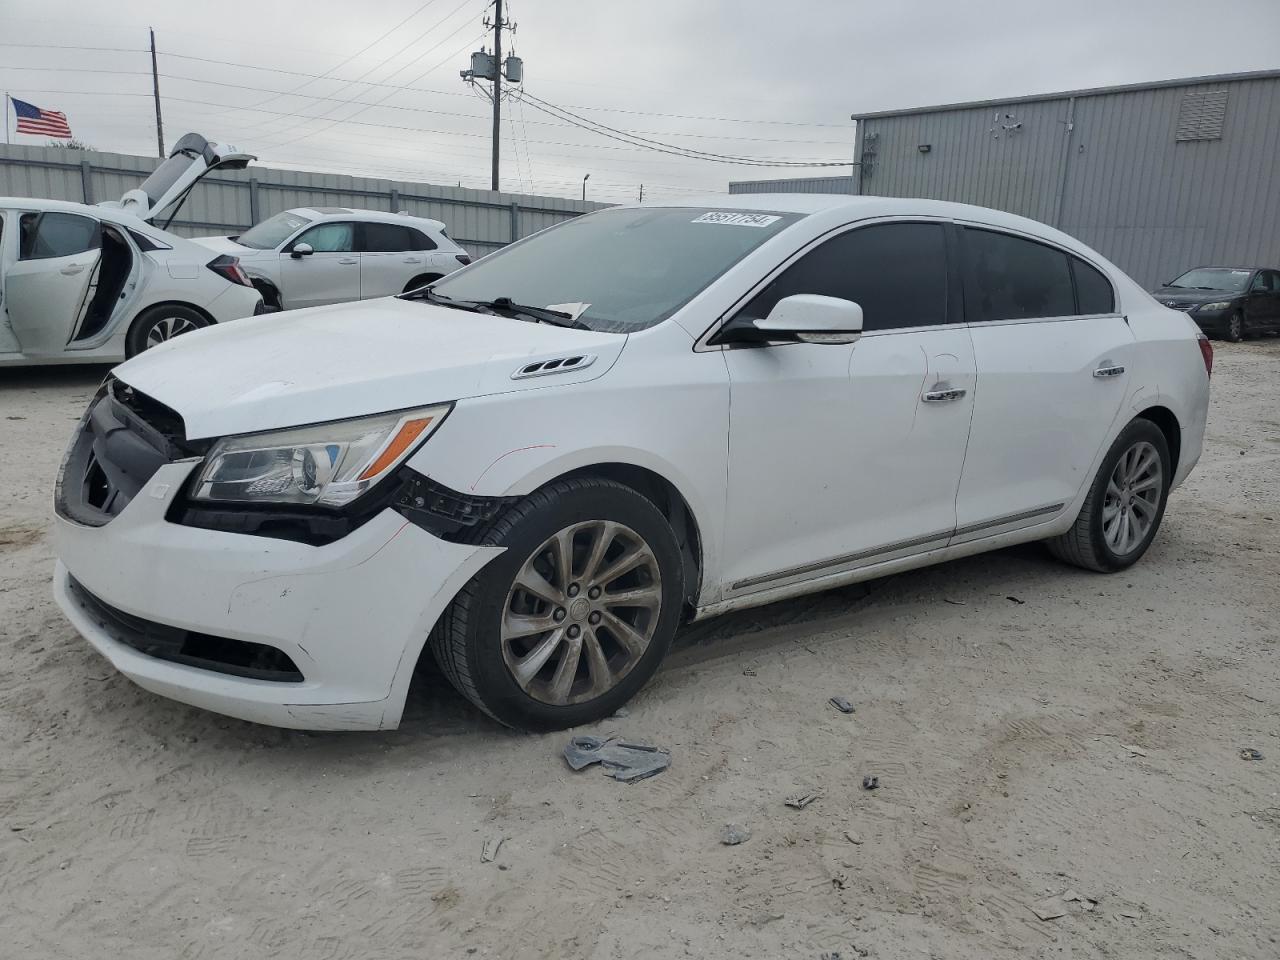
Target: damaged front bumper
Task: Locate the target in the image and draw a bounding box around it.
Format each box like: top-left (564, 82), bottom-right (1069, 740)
top-left (52, 458), bottom-right (500, 730)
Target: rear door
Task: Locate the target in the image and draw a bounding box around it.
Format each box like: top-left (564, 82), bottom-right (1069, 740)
top-left (953, 225), bottom-right (1134, 542)
top-left (4, 211), bottom-right (102, 356)
top-left (278, 221), bottom-right (359, 309)
top-left (359, 221), bottom-right (432, 298)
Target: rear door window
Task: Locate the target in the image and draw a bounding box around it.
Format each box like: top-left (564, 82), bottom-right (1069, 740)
top-left (408, 228), bottom-right (437, 251)
top-left (739, 221), bottom-right (950, 331)
top-left (362, 222), bottom-right (416, 253)
top-left (1071, 257), bottom-right (1116, 314)
top-left (962, 228), bottom-right (1075, 322)
top-left (19, 211), bottom-right (101, 260)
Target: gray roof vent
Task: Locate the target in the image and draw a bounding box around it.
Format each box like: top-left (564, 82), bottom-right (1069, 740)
top-left (512, 354), bottom-right (597, 380)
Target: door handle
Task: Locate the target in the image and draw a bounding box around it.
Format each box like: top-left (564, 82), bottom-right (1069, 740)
top-left (60, 263), bottom-right (84, 275)
top-left (922, 387), bottom-right (967, 403)
top-left (338, 257), bottom-right (358, 265)
top-left (1093, 363), bottom-right (1125, 378)
top-left (403, 257), bottom-right (422, 264)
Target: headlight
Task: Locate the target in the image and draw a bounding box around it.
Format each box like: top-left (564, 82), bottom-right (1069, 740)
top-left (191, 404), bottom-right (451, 507)
top-left (1196, 301), bottom-right (1233, 312)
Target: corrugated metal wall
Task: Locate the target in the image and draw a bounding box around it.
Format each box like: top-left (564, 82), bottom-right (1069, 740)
top-left (0, 143), bottom-right (605, 257)
top-left (851, 72), bottom-right (1280, 288)
top-left (728, 175), bottom-right (856, 195)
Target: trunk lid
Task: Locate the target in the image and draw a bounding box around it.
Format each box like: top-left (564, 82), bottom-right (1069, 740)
top-left (104, 133), bottom-right (255, 227)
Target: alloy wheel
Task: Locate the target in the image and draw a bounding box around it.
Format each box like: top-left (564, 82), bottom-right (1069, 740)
top-left (1229, 313), bottom-right (1243, 342)
top-left (1102, 440), bottom-right (1162, 555)
top-left (501, 520), bottom-right (662, 706)
top-left (145, 315), bottom-right (200, 348)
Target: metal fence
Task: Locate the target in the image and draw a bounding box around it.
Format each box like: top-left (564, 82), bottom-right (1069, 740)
top-left (0, 143), bottom-right (606, 256)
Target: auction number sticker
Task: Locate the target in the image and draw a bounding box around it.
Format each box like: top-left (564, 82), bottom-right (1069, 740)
top-left (692, 211), bottom-right (781, 227)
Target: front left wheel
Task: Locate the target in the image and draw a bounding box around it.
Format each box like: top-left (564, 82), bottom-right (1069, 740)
top-left (429, 477), bottom-right (685, 730)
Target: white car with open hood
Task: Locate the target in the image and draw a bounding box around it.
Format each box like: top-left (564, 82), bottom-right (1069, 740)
top-left (0, 133), bottom-right (263, 366)
top-left (51, 195), bottom-right (1211, 732)
top-left (192, 208), bottom-right (472, 311)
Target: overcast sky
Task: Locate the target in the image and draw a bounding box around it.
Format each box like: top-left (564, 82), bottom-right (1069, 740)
top-left (2, 0), bottom-right (1278, 204)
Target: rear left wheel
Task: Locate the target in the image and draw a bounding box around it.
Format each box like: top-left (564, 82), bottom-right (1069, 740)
top-left (430, 478), bottom-right (684, 730)
top-left (125, 304), bottom-right (209, 357)
top-left (1046, 418), bottom-right (1171, 572)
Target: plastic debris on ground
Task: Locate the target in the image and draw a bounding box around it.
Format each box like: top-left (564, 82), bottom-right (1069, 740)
top-left (784, 790), bottom-right (821, 809)
top-left (720, 823), bottom-right (751, 845)
top-left (829, 696), bottom-right (856, 714)
top-left (1239, 747), bottom-right (1263, 761)
top-left (481, 836), bottom-right (506, 863)
top-left (861, 775), bottom-right (880, 790)
top-left (562, 735), bottom-right (670, 782)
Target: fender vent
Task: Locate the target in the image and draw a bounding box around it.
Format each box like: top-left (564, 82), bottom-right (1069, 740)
top-left (511, 354), bottom-right (597, 380)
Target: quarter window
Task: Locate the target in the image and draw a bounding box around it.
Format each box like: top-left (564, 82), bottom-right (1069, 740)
top-left (740, 222), bottom-right (949, 331)
top-left (963, 228), bottom-right (1074, 322)
top-left (408, 228), bottom-right (437, 251)
top-left (1071, 256), bottom-right (1115, 314)
top-left (292, 222), bottom-right (355, 253)
top-left (19, 211), bottom-right (100, 260)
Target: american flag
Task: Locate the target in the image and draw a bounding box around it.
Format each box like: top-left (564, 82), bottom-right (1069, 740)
top-left (10, 97), bottom-right (72, 138)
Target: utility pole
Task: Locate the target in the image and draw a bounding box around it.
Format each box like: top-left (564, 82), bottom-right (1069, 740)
top-left (460, 4), bottom-right (520, 192)
top-left (638, 184), bottom-right (644, 204)
top-left (150, 28), bottom-right (165, 158)
top-left (489, 0), bottom-right (503, 192)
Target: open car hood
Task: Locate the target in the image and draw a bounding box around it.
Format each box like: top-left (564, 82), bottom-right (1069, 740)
top-left (101, 133), bottom-right (255, 226)
top-left (113, 296), bottom-right (627, 440)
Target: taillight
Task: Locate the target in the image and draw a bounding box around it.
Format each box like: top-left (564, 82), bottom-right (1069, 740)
top-left (1197, 333), bottom-right (1213, 379)
top-left (455, 254), bottom-right (472, 266)
top-left (206, 254), bottom-right (252, 287)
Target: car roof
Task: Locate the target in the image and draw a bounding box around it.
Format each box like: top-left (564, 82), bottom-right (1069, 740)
top-left (636, 192), bottom-right (1071, 228)
top-left (286, 206), bottom-right (446, 231)
top-left (0, 196), bottom-right (144, 225)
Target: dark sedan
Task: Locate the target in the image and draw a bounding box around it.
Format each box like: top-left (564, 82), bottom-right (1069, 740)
top-left (1151, 267), bottom-right (1280, 342)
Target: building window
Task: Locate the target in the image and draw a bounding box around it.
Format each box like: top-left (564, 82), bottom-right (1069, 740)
top-left (1175, 90), bottom-right (1228, 142)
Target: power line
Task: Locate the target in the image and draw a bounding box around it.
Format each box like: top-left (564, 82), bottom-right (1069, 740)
top-left (516, 91), bottom-right (853, 167)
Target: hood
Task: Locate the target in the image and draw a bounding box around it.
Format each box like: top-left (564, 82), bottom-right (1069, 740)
top-left (1150, 286), bottom-right (1240, 304)
top-left (113, 297), bottom-right (627, 439)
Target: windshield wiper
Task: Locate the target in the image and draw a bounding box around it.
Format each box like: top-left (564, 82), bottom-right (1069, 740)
top-left (403, 288), bottom-right (590, 329)
top-left (472, 296), bottom-right (589, 329)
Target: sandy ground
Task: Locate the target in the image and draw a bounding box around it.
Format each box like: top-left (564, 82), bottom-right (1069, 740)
top-left (1, 342), bottom-right (1278, 960)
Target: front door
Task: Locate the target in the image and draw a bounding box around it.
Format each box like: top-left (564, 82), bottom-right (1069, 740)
top-left (5, 211), bottom-right (101, 356)
top-left (953, 226), bottom-right (1134, 540)
top-left (279, 221), bottom-right (359, 309)
top-left (1246, 270), bottom-right (1280, 330)
top-left (719, 221), bottom-right (976, 597)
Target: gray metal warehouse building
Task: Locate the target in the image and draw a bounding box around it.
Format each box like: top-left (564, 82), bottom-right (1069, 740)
top-left (730, 70), bottom-right (1280, 289)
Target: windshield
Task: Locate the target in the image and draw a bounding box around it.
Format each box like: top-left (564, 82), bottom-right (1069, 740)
top-left (1169, 267), bottom-right (1253, 292)
top-left (427, 206), bottom-right (801, 333)
top-left (238, 211), bottom-right (313, 249)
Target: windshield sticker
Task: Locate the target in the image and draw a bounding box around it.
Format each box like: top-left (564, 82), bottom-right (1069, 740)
top-left (691, 212), bottom-right (782, 228)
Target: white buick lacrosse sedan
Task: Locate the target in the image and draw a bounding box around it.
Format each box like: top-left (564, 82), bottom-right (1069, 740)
top-left (51, 195), bottom-right (1212, 731)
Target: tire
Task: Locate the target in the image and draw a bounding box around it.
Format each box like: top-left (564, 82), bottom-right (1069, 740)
top-left (1046, 418), bottom-right (1171, 573)
top-left (403, 273), bottom-right (443, 294)
top-left (125, 304), bottom-right (210, 357)
top-left (1226, 311), bottom-right (1244, 343)
top-left (430, 477), bottom-right (684, 730)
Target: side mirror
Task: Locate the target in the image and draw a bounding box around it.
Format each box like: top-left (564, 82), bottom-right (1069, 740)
top-left (290, 242), bottom-right (313, 259)
top-left (713, 294), bottom-right (864, 346)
